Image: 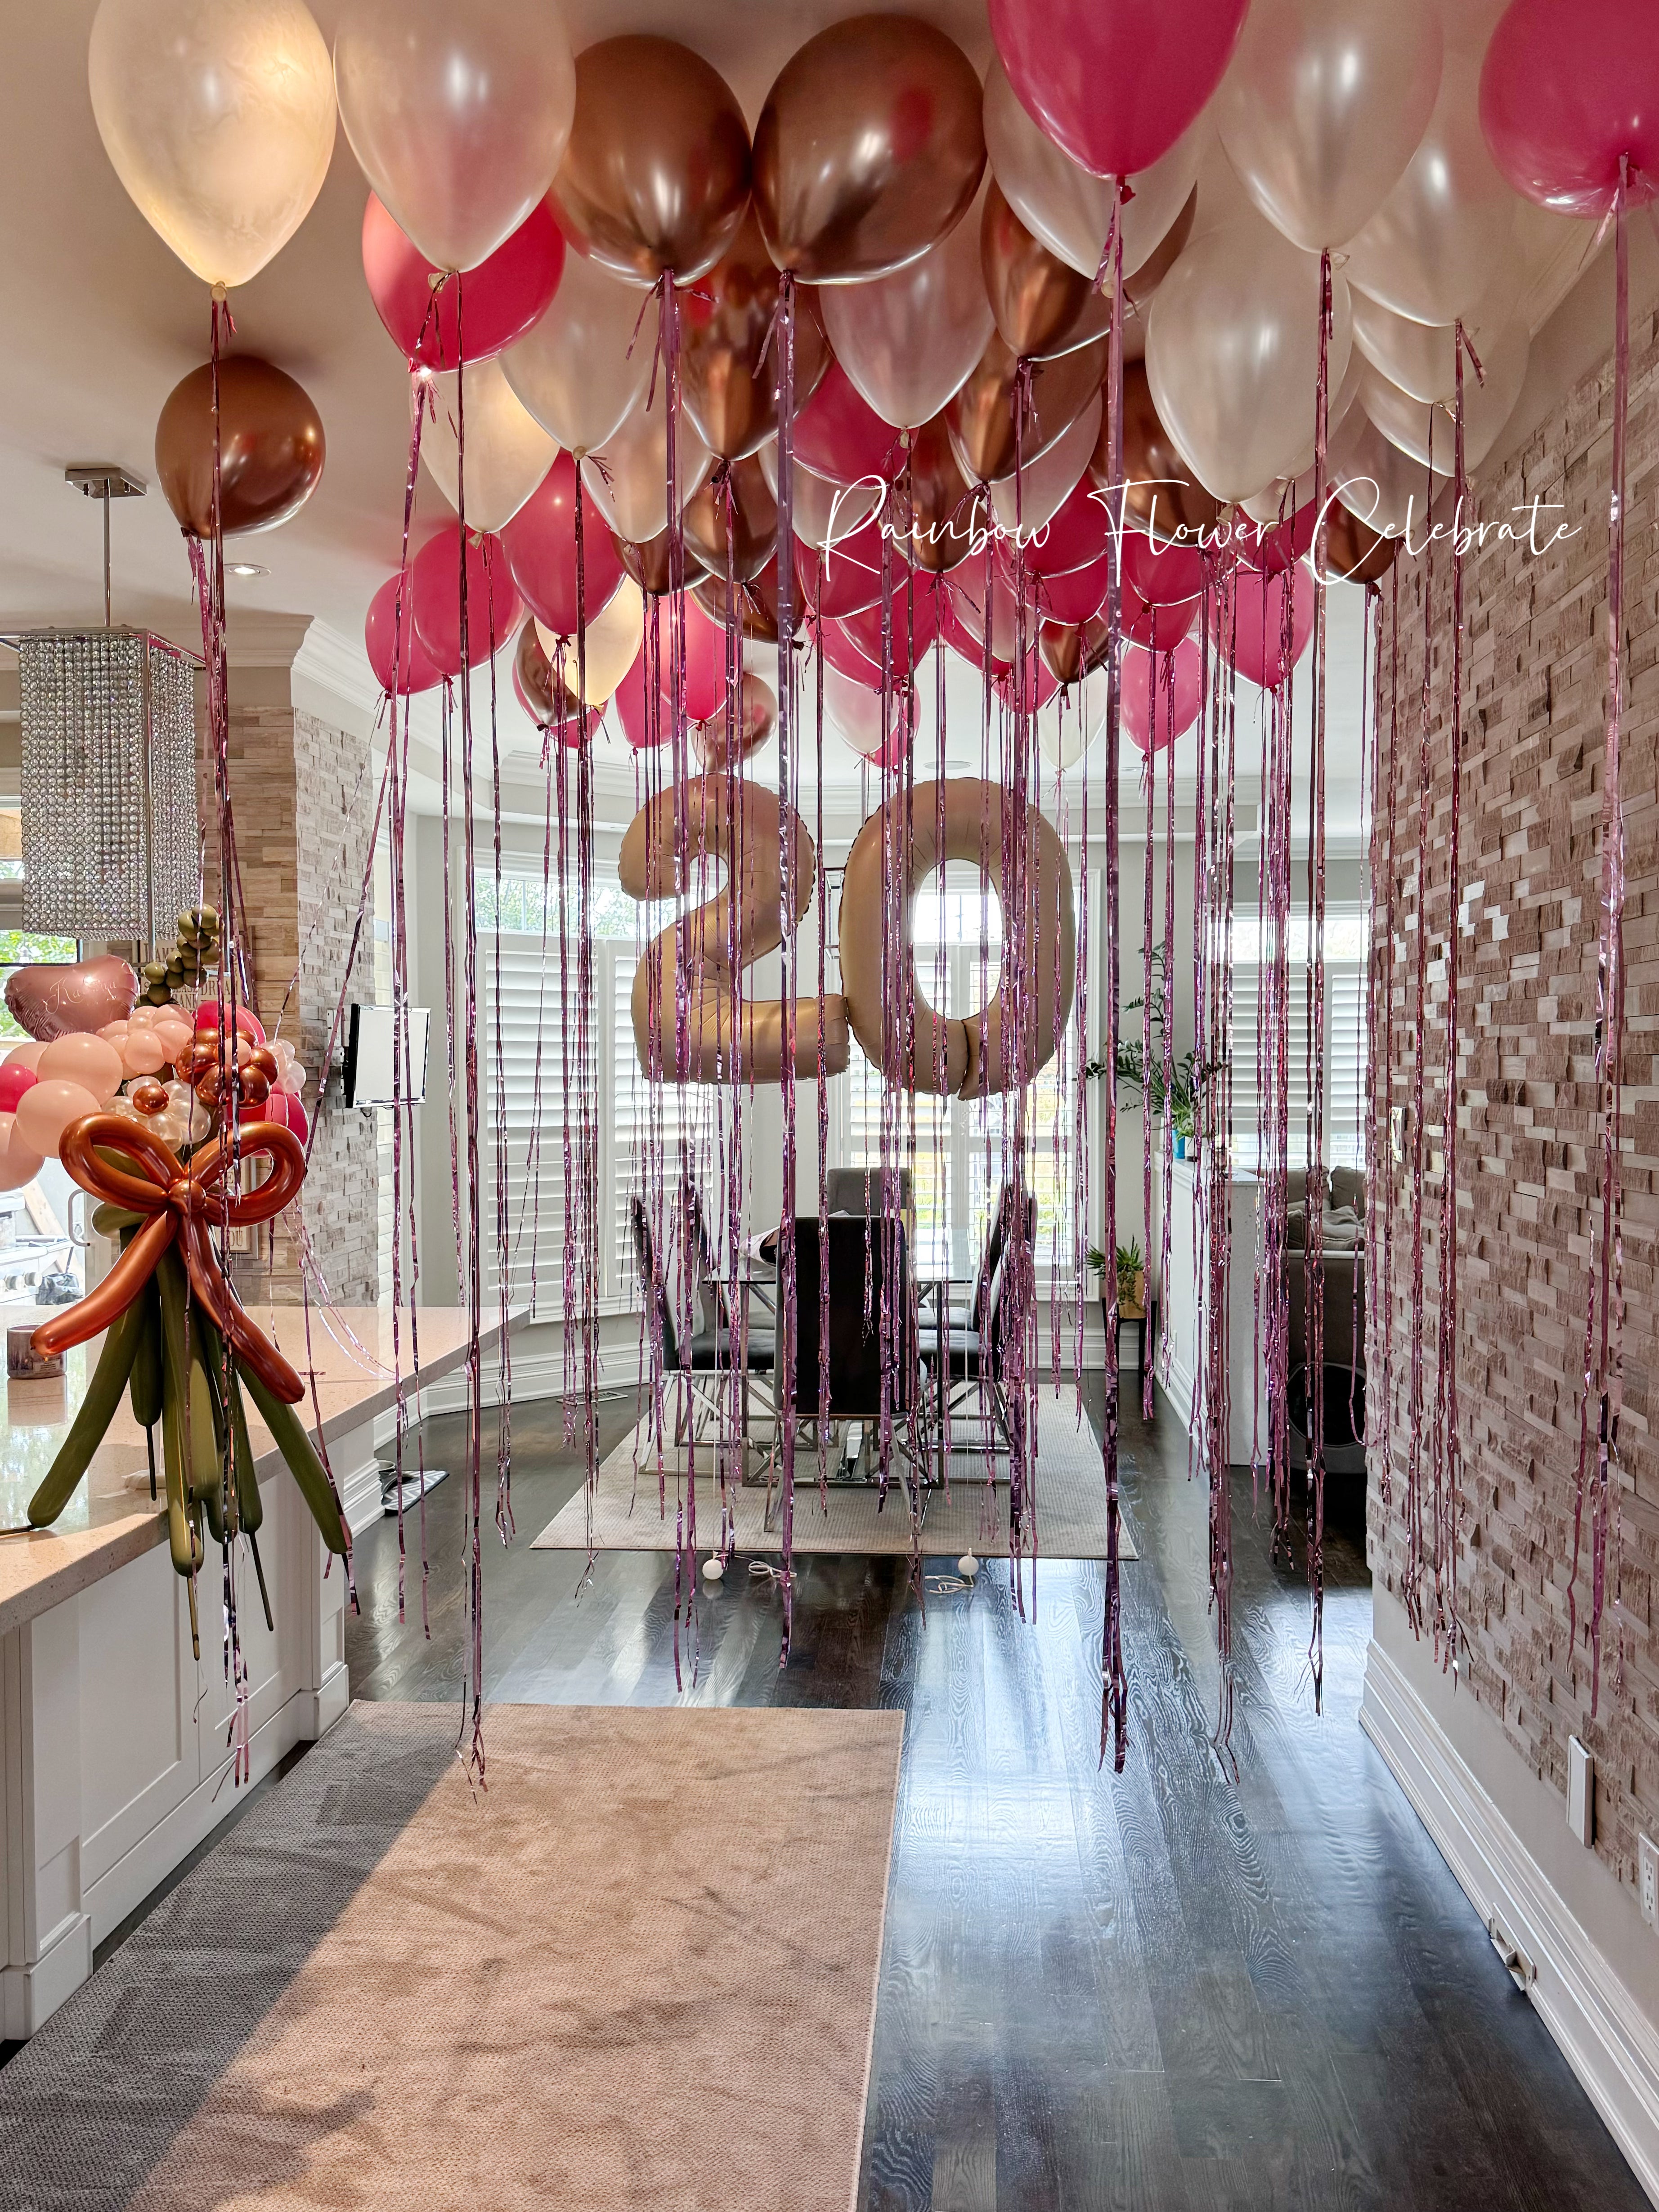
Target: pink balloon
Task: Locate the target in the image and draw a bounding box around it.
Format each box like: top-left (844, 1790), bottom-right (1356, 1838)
top-left (794, 359), bottom-right (907, 485)
top-left (610, 651), bottom-right (657, 749)
top-left (1228, 564), bottom-right (1316, 690)
top-left (996, 653), bottom-right (1060, 716)
top-left (1032, 554), bottom-right (1109, 626)
top-left (363, 192), bottom-right (565, 366)
top-left (675, 593), bottom-right (729, 725)
top-left (499, 454), bottom-right (625, 636)
top-left (365, 574), bottom-right (444, 695)
top-left (1026, 478), bottom-right (1111, 578)
top-left (1122, 637), bottom-right (1203, 753)
top-left (3, 1042), bottom-right (45, 1074)
top-left (0, 1065), bottom-right (36, 1111)
top-left (1121, 529), bottom-right (1205, 607)
top-left (990, 0), bottom-right (1249, 178)
top-left (16, 1079), bottom-right (101, 1158)
top-left (1480, 0), bottom-right (1659, 217)
top-left (1122, 573), bottom-right (1197, 651)
top-left (39, 1033), bottom-right (123, 1102)
top-left (795, 517), bottom-right (888, 619)
top-left (0, 1112), bottom-right (43, 1192)
top-left (1235, 498), bottom-right (1317, 578)
top-left (946, 564), bottom-right (1021, 671)
top-left (250, 1086), bottom-right (309, 1145)
top-left (194, 1002), bottom-right (267, 1046)
top-left (941, 575), bottom-right (1013, 676)
top-left (819, 571), bottom-right (940, 685)
top-left (825, 664), bottom-right (915, 766)
top-left (412, 523), bottom-right (523, 676)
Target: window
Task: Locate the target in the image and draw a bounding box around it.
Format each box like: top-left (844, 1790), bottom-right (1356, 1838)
top-left (0, 931), bottom-right (80, 1040)
top-left (1227, 905), bottom-right (1368, 1171)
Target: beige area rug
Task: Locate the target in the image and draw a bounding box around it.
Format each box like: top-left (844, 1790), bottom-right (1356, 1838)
top-left (0, 1704), bottom-right (903, 2212)
top-left (533, 1391), bottom-right (1136, 1561)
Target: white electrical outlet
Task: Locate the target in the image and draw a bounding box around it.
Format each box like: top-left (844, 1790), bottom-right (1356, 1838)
top-left (1640, 1834), bottom-right (1659, 1930)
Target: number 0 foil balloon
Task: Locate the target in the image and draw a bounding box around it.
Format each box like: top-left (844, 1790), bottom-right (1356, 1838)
top-left (88, 0), bottom-right (334, 288)
top-left (990, 0), bottom-right (1248, 179)
top-left (334, 0), bottom-right (576, 273)
top-left (550, 37), bottom-right (750, 285)
top-left (1217, 0), bottom-right (1443, 252)
top-left (754, 15), bottom-right (985, 282)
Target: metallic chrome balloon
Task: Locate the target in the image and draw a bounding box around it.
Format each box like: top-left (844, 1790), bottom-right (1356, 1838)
top-left (681, 210), bottom-right (830, 459)
top-left (682, 456), bottom-right (778, 583)
top-left (155, 356), bottom-right (324, 537)
top-left (981, 179), bottom-right (1090, 359)
top-left (947, 331), bottom-right (1106, 484)
top-left (753, 14), bottom-right (985, 283)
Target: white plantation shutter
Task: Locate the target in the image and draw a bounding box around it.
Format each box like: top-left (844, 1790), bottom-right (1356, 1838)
top-left (1229, 905), bottom-right (1367, 1171)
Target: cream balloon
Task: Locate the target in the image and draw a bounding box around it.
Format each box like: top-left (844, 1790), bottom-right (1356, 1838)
top-left (1344, 55), bottom-right (1515, 326)
top-left (501, 249), bottom-right (657, 457)
top-left (536, 576), bottom-right (644, 704)
top-left (420, 358), bottom-right (559, 532)
top-left (982, 57), bottom-right (1205, 283)
top-left (334, 0), bottom-right (576, 273)
top-left (1328, 409), bottom-right (1448, 537)
top-left (1359, 322), bottom-right (1529, 471)
top-left (581, 395), bottom-right (713, 545)
top-left (88, 0), bottom-right (334, 288)
top-left (991, 392), bottom-right (1101, 541)
top-left (1217, 0), bottom-right (1442, 252)
top-left (1146, 214), bottom-right (1353, 504)
top-left (1036, 683), bottom-right (1103, 770)
top-left (16, 1080), bottom-right (102, 1159)
top-left (755, 449), bottom-right (883, 549)
top-left (820, 193), bottom-right (993, 431)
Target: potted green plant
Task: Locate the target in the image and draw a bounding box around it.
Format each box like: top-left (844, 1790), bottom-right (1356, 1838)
top-left (1087, 1241), bottom-right (1147, 1324)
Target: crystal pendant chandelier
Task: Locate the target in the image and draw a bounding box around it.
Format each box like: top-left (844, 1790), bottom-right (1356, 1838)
top-left (16, 466), bottom-right (199, 953)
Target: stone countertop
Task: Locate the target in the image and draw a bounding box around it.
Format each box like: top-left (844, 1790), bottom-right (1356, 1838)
top-left (0, 1304), bottom-right (521, 1636)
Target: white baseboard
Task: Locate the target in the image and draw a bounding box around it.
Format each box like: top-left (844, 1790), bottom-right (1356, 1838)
top-left (1361, 1639), bottom-right (1659, 2206)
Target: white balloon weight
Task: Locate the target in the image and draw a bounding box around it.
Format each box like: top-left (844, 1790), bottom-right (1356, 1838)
top-left (821, 196), bottom-right (992, 431)
top-left (581, 394), bottom-right (713, 545)
top-left (88, 0), bottom-right (335, 288)
top-left (1217, 0), bottom-right (1442, 252)
top-left (982, 57), bottom-right (1205, 284)
top-left (991, 392), bottom-right (1100, 540)
top-left (1359, 321), bottom-right (1529, 472)
top-left (421, 359), bottom-right (559, 531)
top-left (502, 250), bottom-right (657, 458)
top-left (1146, 213), bottom-right (1352, 504)
top-left (536, 576), bottom-right (643, 706)
top-left (334, 0), bottom-right (576, 273)
top-left (1344, 56), bottom-right (1516, 327)
top-left (757, 450), bottom-right (882, 550)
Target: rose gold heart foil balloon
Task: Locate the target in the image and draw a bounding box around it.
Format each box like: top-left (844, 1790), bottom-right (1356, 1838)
top-left (5, 957), bottom-right (139, 1043)
top-left (551, 37), bottom-right (750, 285)
top-left (754, 14), bottom-right (985, 283)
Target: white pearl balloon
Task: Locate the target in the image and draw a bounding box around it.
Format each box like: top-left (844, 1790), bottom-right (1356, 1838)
top-left (991, 393), bottom-right (1101, 541)
top-left (821, 195), bottom-right (993, 432)
top-left (502, 250), bottom-right (658, 459)
top-left (420, 359), bottom-right (559, 533)
top-left (755, 449), bottom-right (882, 550)
top-left (1358, 321), bottom-right (1529, 471)
top-left (1344, 56), bottom-right (1517, 326)
top-left (581, 394), bottom-right (713, 546)
top-left (1328, 409), bottom-right (1449, 537)
top-left (536, 578), bottom-right (643, 707)
top-left (1217, 0), bottom-right (1442, 253)
top-left (89, 0), bottom-right (335, 288)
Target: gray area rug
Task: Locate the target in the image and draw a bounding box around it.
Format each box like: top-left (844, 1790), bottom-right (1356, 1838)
top-left (0, 1702), bottom-right (903, 2212)
top-left (533, 1391), bottom-right (1136, 1562)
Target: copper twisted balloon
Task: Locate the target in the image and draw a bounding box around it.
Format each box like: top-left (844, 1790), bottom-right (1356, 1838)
top-left (34, 1116), bottom-right (309, 1403)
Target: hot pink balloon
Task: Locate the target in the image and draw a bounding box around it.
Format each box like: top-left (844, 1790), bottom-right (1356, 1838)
top-left (1121, 530), bottom-right (1205, 607)
top-left (1122, 573), bottom-right (1197, 651)
top-left (249, 1086), bottom-right (309, 1144)
top-left (1026, 477), bottom-right (1111, 578)
top-left (0, 1064), bottom-right (36, 1112)
top-left (195, 1001), bottom-right (267, 1046)
top-left (1032, 554), bottom-right (1110, 626)
top-left (794, 359), bottom-right (907, 485)
top-left (363, 192), bottom-right (565, 367)
top-left (796, 516), bottom-right (888, 619)
top-left (997, 653), bottom-right (1060, 716)
top-left (990, 0), bottom-right (1250, 178)
top-left (500, 454), bottom-right (625, 637)
top-left (1236, 499), bottom-right (1317, 578)
top-left (941, 575), bottom-right (1014, 675)
top-left (819, 571), bottom-right (940, 685)
top-left (1122, 637), bottom-right (1203, 753)
top-left (1480, 0), bottom-right (1659, 217)
top-left (1228, 563), bottom-right (1316, 690)
top-left (611, 651), bottom-right (658, 749)
top-left (365, 573), bottom-right (444, 695)
top-left (411, 522), bottom-right (523, 676)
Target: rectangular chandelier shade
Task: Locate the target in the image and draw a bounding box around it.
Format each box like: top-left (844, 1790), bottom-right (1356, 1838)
top-left (18, 627), bottom-right (199, 950)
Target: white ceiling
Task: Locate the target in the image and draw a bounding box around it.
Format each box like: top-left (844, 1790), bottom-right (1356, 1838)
top-left (0, 0), bottom-right (1636, 845)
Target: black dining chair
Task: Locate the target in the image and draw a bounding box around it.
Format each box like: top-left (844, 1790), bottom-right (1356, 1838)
top-left (630, 1196), bottom-right (775, 1451)
top-left (919, 1185), bottom-right (1037, 1462)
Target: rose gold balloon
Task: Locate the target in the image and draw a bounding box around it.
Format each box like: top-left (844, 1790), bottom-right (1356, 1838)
top-left (947, 333), bottom-right (1107, 484)
top-left (1316, 503), bottom-right (1399, 585)
top-left (550, 38), bottom-right (750, 285)
top-left (982, 179), bottom-right (1090, 359)
top-left (753, 15), bottom-right (985, 283)
top-left (614, 529), bottom-right (711, 599)
top-left (899, 414), bottom-right (985, 573)
top-left (681, 211), bottom-right (830, 460)
top-left (1038, 613), bottom-right (1110, 686)
top-left (129, 1077), bottom-right (170, 1117)
top-left (693, 557), bottom-right (786, 644)
top-left (1090, 360), bottom-right (1221, 537)
top-left (155, 356), bottom-right (324, 538)
top-left (682, 457), bottom-right (778, 583)
top-left (4, 956), bottom-right (139, 1042)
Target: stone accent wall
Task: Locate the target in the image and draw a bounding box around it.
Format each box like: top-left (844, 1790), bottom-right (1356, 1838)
top-left (1371, 304), bottom-right (1659, 1900)
top-left (207, 693), bottom-right (379, 1305)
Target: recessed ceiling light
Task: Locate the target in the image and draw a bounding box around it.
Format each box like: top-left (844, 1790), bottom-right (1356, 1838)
top-left (227, 561), bottom-right (268, 578)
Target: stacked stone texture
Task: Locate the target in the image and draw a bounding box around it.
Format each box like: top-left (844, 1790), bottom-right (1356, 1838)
top-left (1372, 306), bottom-right (1659, 1899)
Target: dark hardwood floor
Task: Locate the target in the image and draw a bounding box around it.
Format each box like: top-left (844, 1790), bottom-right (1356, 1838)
top-left (340, 1384), bottom-right (1647, 2212)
